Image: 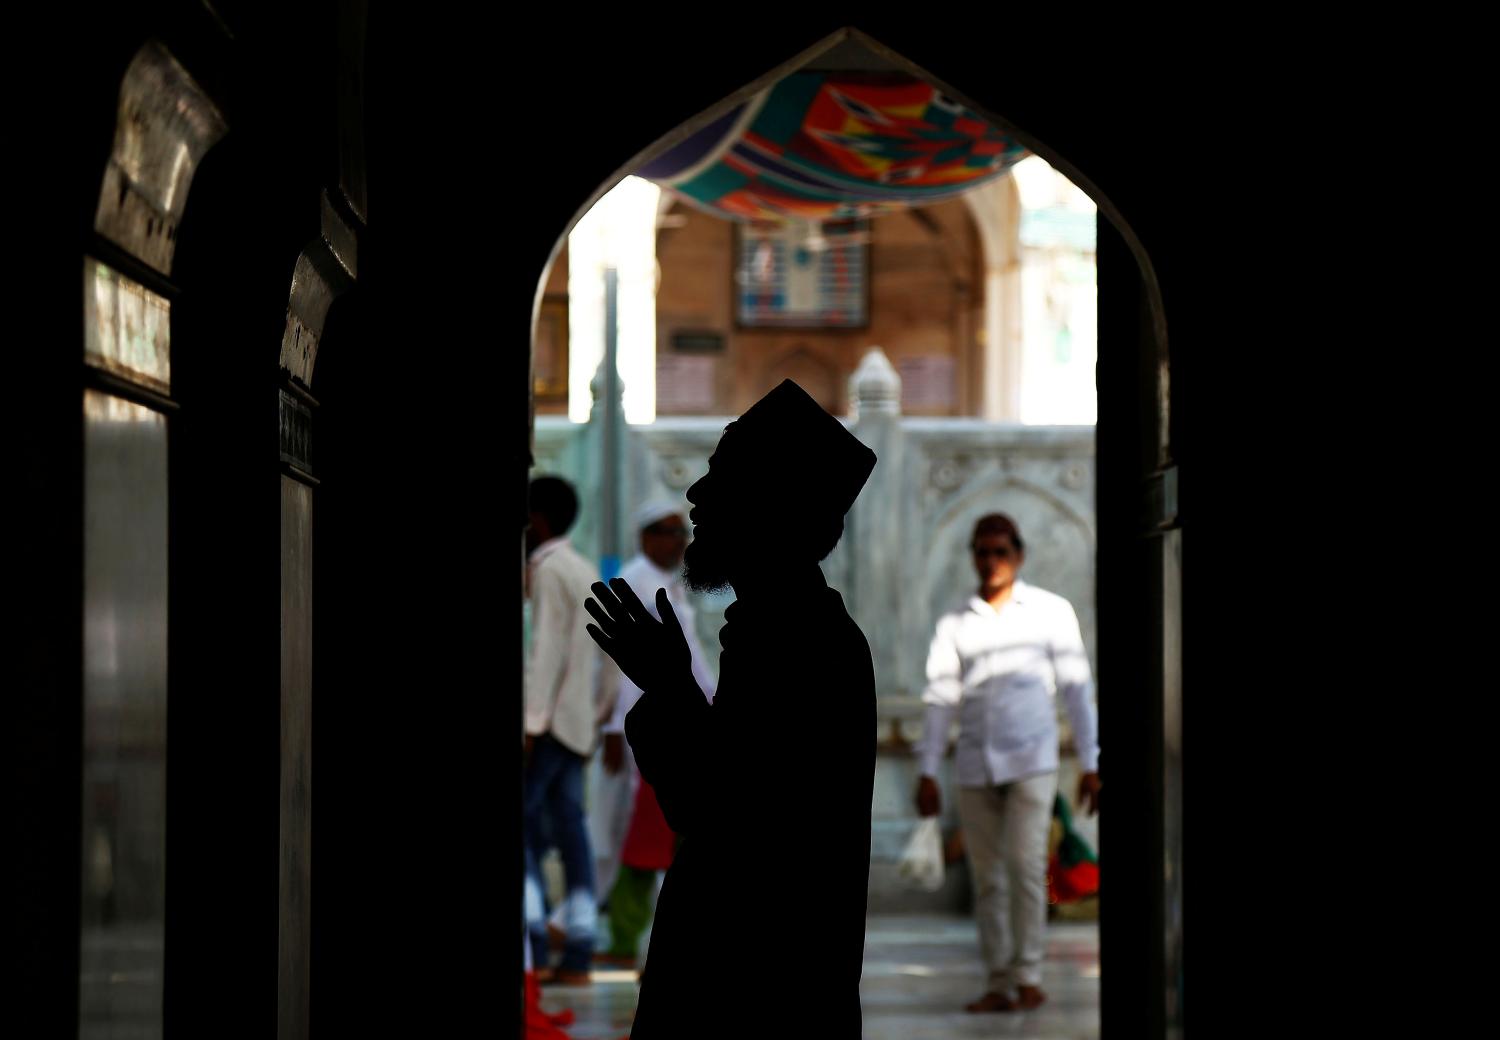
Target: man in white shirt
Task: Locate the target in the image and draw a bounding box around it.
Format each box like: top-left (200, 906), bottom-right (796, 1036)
top-left (524, 475), bottom-right (603, 984)
top-left (594, 500), bottom-right (717, 967)
top-left (914, 513), bottom-right (1101, 1013)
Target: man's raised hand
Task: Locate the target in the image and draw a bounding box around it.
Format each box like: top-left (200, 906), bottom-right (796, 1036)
top-left (584, 578), bottom-right (692, 695)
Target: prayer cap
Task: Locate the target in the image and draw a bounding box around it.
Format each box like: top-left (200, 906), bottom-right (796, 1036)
top-left (732, 379), bottom-right (877, 518)
top-left (634, 498), bottom-right (686, 532)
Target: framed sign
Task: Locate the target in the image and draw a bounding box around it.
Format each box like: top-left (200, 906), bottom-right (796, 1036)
top-left (532, 295), bottom-right (569, 407)
top-left (735, 220), bottom-right (869, 329)
top-left (670, 329), bottom-right (725, 354)
top-left (897, 356), bottom-right (956, 411)
top-left (656, 355), bottom-right (718, 414)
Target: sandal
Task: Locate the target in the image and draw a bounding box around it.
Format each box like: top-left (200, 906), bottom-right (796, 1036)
top-left (965, 991), bottom-right (1017, 1013)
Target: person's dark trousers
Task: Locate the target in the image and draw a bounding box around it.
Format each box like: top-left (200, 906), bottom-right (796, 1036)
top-left (524, 733), bottom-right (597, 972)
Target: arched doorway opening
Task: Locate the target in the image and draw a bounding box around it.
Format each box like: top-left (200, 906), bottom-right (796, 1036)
top-left (522, 25), bottom-right (1178, 1038)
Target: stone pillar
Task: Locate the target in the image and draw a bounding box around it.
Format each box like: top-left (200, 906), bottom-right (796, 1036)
top-left (574, 359), bottom-right (627, 574)
top-left (964, 176), bottom-right (1023, 422)
top-left (850, 349), bottom-right (965, 911)
top-left (847, 348), bottom-right (905, 702)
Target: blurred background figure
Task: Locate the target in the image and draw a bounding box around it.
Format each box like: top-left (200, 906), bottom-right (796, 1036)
top-left (524, 475), bottom-right (603, 985)
top-left (594, 500), bottom-right (716, 969)
top-left (914, 513), bottom-right (1100, 1014)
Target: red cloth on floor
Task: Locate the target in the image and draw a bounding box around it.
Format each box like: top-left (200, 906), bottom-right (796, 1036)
top-left (620, 773), bottom-right (676, 871)
top-left (523, 972), bottom-right (576, 1038)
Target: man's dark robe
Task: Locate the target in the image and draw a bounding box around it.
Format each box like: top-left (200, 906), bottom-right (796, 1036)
top-left (624, 567), bottom-right (876, 1037)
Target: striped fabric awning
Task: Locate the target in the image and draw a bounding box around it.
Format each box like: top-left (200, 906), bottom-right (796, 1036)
top-left (637, 71), bottom-right (1028, 223)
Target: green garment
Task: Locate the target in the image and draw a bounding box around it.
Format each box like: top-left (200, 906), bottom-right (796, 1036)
top-left (1053, 793), bottom-right (1098, 866)
top-left (607, 865), bottom-right (657, 958)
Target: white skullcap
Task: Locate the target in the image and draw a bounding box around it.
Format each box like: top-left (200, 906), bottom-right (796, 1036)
top-left (634, 499), bottom-right (686, 532)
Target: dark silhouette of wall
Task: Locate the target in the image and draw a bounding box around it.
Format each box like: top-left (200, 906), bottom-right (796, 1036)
top-left (14, 6), bottom-right (1408, 1038)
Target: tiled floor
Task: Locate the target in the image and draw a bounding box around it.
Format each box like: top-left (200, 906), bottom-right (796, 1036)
top-left (536, 915), bottom-right (1100, 1040)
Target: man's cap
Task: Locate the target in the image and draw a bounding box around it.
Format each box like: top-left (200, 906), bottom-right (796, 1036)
top-left (634, 499), bottom-right (686, 532)
top-left (733, 379), bottom-right (877, 518)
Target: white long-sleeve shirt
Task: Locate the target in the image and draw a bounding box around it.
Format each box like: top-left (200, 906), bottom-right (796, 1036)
top-left (603, 554), bottom-right (716, 735)
top-left (524, 536), bottom-right (603, 756)
top-left (919, 580), bottom-right (1099, 787)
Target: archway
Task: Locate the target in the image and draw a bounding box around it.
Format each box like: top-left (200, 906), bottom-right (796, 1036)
top-left (523, 24), bottom-right (1178, 1037)
top-left (11, 11), bottom-right (1203, 1039)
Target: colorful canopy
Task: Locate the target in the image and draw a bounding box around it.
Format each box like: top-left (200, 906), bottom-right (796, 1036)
top-left (637, 71), bottom-right (1028, 223)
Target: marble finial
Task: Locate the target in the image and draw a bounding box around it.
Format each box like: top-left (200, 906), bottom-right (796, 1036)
top-left (850, 347), bottom-right (902, 418)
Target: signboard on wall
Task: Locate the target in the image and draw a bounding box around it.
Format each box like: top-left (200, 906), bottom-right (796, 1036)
top-left (656, 355), bottom-right (717, 414)
top-left (897, 356), bottom-right (956, 411)
top-left (671, 329), bottom-right (725, 353)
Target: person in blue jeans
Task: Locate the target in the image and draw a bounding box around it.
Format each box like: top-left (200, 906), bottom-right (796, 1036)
top-left (524, 476), bottom-right (603, 984)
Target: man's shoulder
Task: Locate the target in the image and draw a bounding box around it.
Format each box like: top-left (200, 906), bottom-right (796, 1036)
top-left (798, 589), bottom-right (875, 687)
top-left (1018, 582), bottom-right (1074, 611)
top-left (823, 590), bottom-right (875, 660)
top-left (536, 540), bottom-right (599, 585)
top-left (776, 587), bottom-right (866, 644)
top-left (1017, 582), bottom-right (1081, 626)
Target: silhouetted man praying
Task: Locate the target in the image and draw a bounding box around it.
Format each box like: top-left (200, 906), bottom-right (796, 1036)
top-left (584, 379), bottom-right (878, 1038)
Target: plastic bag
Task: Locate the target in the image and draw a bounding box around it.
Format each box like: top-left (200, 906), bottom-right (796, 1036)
top-left (896, 817), bottom-right (945, 892)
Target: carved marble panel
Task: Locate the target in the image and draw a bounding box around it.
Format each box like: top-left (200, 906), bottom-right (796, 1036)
top-left (528, 414), bottom-right (1093, 723)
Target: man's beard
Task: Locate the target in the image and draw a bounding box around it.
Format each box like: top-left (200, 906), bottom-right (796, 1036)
top-left (682, 535), bottom-right (732, 594)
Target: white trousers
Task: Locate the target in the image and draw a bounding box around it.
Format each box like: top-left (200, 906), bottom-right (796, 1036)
top-left (957, 770), bottom-right (1058, 991)
top-left (586, 737), bottom-right (637, 903)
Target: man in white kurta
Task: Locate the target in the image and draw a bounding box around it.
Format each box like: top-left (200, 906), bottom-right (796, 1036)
top-left (524, 476), bottom-right (603, 982)
top-left (916, 513), bottom-right (1100, 1013)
